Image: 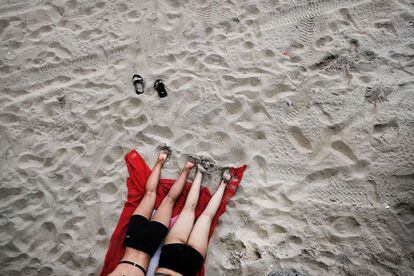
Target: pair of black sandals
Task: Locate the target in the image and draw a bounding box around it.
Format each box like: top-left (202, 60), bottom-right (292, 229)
top-left (132, 74), bottom-right (168, 98)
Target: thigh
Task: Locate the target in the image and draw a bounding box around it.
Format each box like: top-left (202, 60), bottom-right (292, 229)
top-left (151, 196), bottom-right (174, 227)
top-left (164, 208), bottom-right (195, 245)
top-left (133, 191), bottom-right (157, 219)
top-left (186, 214), bottom-right (211, 257)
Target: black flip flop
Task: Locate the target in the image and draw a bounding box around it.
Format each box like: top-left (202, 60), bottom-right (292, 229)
top-left (132, 74), bottom-right (145, 95)
top-left (154, 79), bottom-right (168, 98)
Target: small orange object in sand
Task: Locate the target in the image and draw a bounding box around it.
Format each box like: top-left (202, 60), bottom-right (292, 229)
top-left (282, 51), bottom-right (289, 56)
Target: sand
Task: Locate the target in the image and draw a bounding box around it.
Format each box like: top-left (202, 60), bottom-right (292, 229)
top-left (1, 0), bottom-right (413, 275)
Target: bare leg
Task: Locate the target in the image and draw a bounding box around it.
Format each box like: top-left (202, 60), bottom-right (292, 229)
top-left (187, 179), bottom-right (227, 257)
top-left (110, 149), bottom-right (170, 276)
top-left (151, 160), bottom-right (195, 227)
top-left (164, 166), bottom-right (204, 245)
top-left (133, 150), bottom-right (168, 219)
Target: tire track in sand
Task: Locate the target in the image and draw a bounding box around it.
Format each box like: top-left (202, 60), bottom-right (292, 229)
top-left (1, 45), bottom-right (128, 91)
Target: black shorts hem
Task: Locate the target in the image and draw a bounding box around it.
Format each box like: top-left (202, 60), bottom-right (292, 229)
top-left (158, 243), bottom-right (204, 276)
top-left (124, 214), bottom-right (168, 256)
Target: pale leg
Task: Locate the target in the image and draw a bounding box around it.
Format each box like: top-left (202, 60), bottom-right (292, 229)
top-left (164, 169), bottom-right (204, 244)
top-left (187, 180), bottom-right (227, 257)
top-left (151, 161), bottom-right (195, 227)
top-left (132, 151), bottom-right (167, 219)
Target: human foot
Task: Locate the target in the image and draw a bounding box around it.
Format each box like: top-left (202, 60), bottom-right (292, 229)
top-left (157, 145), bottom-right (171, 164)
top-left (184, 158), bottom-right (196, 171)
top-left (221, 168), bottom-right (232, 184)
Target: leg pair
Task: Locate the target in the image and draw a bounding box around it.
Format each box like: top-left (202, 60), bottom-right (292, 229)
top-left (164, 166), bottom-right (230, 257)
top-left (131, 149), bottom-right (196, 243)
top-left (110, 149), bottom-right (195, 276)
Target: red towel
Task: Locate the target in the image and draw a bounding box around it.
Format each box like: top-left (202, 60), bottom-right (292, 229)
top-left (100, 149), bottom-right (247, 276)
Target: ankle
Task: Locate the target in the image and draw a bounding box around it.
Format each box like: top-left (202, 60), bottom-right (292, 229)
top-left (195, 170), bottom-right (204, 179)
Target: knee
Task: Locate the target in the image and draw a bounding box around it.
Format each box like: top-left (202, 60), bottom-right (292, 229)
top-left (183, 202), bottom-right (197, 212)
top-left (199, 212), bottom-right (214, 222)
top-left (144, 190), bottom-right (157, 200)
top-left (179, 207), bottom-right (195, 221)
top-left (163, 194), bottom-right (176, 206)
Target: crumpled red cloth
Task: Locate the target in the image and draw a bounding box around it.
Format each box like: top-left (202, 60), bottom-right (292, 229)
top-left (100, 149), bottom-right (247, 276)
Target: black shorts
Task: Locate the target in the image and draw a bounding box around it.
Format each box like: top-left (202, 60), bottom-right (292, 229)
top-left (124, 215), bottom-right (168, 256)
top-left (158, 243), bottom-right (204, 276)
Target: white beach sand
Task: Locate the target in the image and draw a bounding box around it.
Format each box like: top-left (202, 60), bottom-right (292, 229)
top-left (1, 0), bottom-right (413, 275)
